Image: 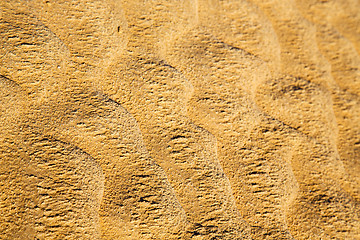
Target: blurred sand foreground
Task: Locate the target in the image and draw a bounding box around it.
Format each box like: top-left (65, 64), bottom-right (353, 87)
top-left (0, 0), bottom-right (359, 239)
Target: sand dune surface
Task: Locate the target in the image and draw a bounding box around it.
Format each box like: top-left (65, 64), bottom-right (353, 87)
top-left (1, 0), bottom-right (359, 239)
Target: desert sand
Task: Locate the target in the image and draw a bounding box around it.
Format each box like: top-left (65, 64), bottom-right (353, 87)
top-left (1, 0), bottom-right (359, 239)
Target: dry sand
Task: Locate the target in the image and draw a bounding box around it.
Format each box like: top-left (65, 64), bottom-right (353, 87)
top-left (0, 0), bottom-right (359, 239)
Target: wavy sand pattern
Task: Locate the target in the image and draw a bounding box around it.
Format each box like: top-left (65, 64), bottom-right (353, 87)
top-left (1, 0), bottom-right (359, 239)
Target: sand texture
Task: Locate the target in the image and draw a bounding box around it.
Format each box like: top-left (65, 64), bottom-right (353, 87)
top-left (1, 0), bottom-right (360, 239)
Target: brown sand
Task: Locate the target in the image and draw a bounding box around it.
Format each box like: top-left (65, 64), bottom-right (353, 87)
top-left (0, 0), bottom-right (359, 239)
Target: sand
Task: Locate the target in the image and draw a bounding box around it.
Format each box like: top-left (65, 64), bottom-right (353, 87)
top-left (0, 0), bottom-right (359, 239)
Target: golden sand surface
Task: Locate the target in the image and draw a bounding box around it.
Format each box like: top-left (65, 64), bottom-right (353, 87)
top-left (1, 0), bottom-right (359, 239)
